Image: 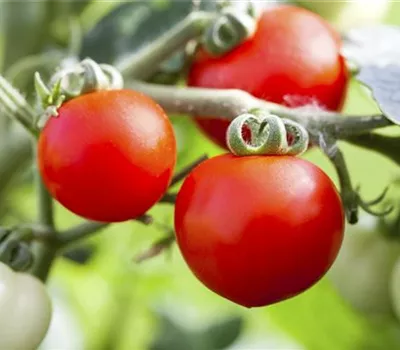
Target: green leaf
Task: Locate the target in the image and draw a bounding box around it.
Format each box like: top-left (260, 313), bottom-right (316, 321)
top-left (356, 65), bottom-right (400, 126)
top-left (81, 1), bottom-right (216, 65)
top-left (150, 312), bottom-right (198, 350)
top-left (201, 316), bottom-right (244, 350)
top-left (266, 279), bottom-right (400, 350)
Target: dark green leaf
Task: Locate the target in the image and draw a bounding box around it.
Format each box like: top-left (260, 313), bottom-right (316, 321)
top-left (346, 133), bottom-right (400, 166)
top-left (82, 1), bottom-right (216, 64)
top-left (200, 316), bottom-right (244, 350)
top-left (356, 65), bottom-right (400, 125)
top-left (63, 245), bottom-right (96, 265)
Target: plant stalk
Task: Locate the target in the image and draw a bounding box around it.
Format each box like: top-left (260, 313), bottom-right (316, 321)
top-left (29, 141), bottom-right (57, 282)
top-left (127, 81), bottom-right (392, 140)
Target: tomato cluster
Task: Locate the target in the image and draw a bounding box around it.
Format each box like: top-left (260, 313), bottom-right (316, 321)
top-left (37, 6), bottom-right (349, 308)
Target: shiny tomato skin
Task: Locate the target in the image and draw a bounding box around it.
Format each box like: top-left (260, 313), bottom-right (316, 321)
top-left (174, 154), bottom-right (344, 307)
top-left (188, 5), bottom-right (349, 149)
top-left (38, 89), bottom-right (176, 223)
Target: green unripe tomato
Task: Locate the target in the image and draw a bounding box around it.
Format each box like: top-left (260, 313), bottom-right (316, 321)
top-left (329, 213), bottom-right (400, 318)
top-left (294, 0), bottom-right (390, 32)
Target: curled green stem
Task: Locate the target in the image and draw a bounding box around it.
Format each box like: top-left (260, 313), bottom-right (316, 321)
top-left (226, 110), bottom-right (309, 156)
top-left (203, 5), bottom-right (257, 56)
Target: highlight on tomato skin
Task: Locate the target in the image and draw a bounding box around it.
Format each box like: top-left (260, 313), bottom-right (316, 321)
top-left (174, 154), bottom-right (345, 308)
top-left (188, 5), bottom-right (349, 150)
top-left (38, 89), bottom-right (177, 223)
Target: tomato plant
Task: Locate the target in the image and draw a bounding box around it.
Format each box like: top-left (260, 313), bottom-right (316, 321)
top-left (0, 1), bottom-right (399, 348)
top-left (187, 5), bottom-right (349, 149)
top-left (0, 262), bottom-right (52, 350)
top-left (38, 89), bottom-right (177, 223)
top-left (329, 213), bottom-right (400, 318)
top-left (174, 154), bottom-right (345, 307)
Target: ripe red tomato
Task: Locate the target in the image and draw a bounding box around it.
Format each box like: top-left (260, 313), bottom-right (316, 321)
top-left (38, 89), bottom-right (176, 222)
top-left (174, 154), bottom-right (344, 307)
top-left (188, 6), bottom-right (348, 149)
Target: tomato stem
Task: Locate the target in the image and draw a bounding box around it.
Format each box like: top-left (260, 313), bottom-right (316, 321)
top-left (320, 135), bottom-right (359, 224)
top-left (57, 214), bottom-right (153, 246)
top-left (160, 193), bottom-right (178, 204)
top-left (117, 11), bottom-right (215, 80)
top-left (30, 141), bottom-right (57, 282)
top-left (169, 154), bottom-right (208, 187)
top-left (58, 221), bottom-right (109, 246)
top-left (33, 143), bottom-right (55, 229)
top-left (134, 235), bottom-right (175, 264)
top-left (127, 81), bottom-right (392, 140)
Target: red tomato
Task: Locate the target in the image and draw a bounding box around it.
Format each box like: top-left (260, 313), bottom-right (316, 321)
top-left (188, 6), bottom-right (348, 149)
top-left (38, 89), bottom-right (176, 222)
top-left (174, 154), bottom-right (344, 307)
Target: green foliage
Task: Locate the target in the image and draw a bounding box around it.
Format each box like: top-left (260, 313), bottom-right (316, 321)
top-left (81, 1), bottom-right (216, 65)
top-left (1, 2), bottom-right (49, 70)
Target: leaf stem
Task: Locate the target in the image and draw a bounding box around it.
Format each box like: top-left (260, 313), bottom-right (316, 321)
top-left (117, 11), bottom-right (214, 80)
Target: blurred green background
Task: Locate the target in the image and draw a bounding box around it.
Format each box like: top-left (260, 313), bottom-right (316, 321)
top-left (1, 1), bottom-right (400, 349)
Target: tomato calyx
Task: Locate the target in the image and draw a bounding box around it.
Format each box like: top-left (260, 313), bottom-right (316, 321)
top-left (202, 3), bottom-right (258, 57)
top-left (34, 58), bottom-right (124, 129)
top-left (226, 109), bottom-right (309, 156)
